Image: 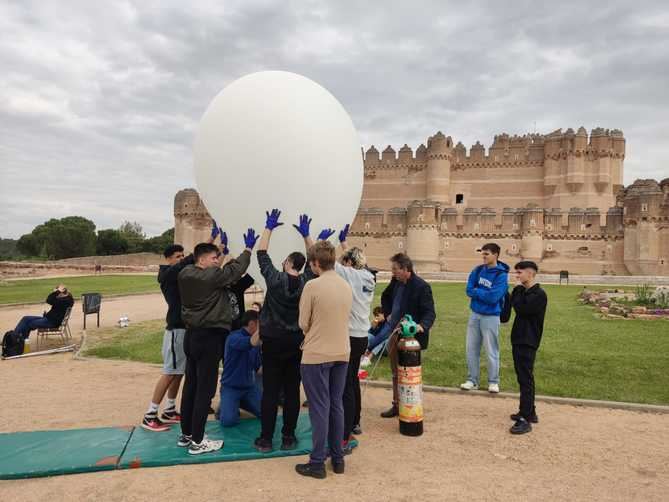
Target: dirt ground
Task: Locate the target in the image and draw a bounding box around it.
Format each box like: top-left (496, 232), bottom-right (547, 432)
top-left (1, 354), bottom-right (667, 501)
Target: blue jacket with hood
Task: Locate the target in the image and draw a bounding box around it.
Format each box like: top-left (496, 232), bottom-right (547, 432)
top-left (466, 261), bottom-right (510, 316)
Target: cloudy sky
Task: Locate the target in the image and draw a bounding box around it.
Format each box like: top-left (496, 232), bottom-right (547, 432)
top-left (1, 0), bottom-right (668, 238)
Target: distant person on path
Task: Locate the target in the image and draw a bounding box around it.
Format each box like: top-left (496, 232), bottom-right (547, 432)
top-left (219, 310), bottom-right (262, 427)
top-left (379, 253), bottom-right (436, 419)
top-left (460, 243), bottom-right (509, 394)
top-left (177, 230), bottom-right (257, 455)
top-left (253, 210), bottom-right (315, 453)
top-left (14, 284), bottom-right (74, 340)
top-left (141, 223), bottom-right (221, 433)
top-left (509, 261), bottom-right (547, 435)
top-left (296, 240), bottom-right (352, 479)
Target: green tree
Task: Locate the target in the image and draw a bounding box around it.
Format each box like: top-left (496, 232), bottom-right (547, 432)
top-left (119, 221), bottom-right (145, 253)
top-left (96, 229), bottom-right (129, 255)
top-left (16, 217), bottom-right (97, 259)
top-left (140, 227), bottom-right (174, 254)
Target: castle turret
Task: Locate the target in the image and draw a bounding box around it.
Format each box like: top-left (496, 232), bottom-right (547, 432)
top-left (174, 188), bottom-right (212, 253)
top-left (426, 131), bottom-right (452, 205)
top-left (406, 200), bottom-right (441, 272)
top-left (520, 205), bottom-right (544, 261)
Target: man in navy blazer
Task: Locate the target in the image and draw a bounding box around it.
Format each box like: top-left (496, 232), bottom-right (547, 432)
top-left (379, 253), bottom-right (436, 418)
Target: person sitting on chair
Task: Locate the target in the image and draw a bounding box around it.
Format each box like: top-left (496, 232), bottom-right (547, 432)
top-left (14, 284), bottom-right (74, 340)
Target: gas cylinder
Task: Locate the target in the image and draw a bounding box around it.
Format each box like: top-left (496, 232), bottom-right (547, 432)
top-left (397, 314), bottom-right (423, 436)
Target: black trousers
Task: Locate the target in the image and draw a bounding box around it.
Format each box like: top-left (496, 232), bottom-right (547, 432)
top-left (180, 328), bottom-right (226, 443)
top-left (512, 344), bottom-right (537, 420)
top-left (343, 336), bottom-right (368, 440)
top-left (260, 337), bottom-right (302, 441)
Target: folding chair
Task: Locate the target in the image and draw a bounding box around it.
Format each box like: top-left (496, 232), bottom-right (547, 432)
top-left (35, 307), bottom-right (73, 350)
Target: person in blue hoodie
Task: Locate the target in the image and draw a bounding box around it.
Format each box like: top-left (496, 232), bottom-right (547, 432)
top-left (461, 243), bottom-right (509, 393)
top-left (219, 310), bottom-right (263, 427)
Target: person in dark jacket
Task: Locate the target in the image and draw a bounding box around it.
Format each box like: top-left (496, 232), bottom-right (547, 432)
top-left (509, 261), bottom-right (547, 435)
top-left (176, 231), bottom-right (257, 455)
top-left (140, 224), bottom-right (219, 432)
top-left (379, 253), bottom-right (436, 418)
top-left (14, 285), bottom-right (74, 339)
top-left (253, 209), bottom-right (316, 453)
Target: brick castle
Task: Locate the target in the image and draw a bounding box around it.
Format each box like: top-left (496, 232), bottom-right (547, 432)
top-left (174, 127), bottom-right (669, 275)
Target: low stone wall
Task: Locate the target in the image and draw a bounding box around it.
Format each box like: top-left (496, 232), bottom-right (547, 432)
top-left (0, 260), bottom-right (158, 279)
top-left (55, 253), bottom-right (163, 267)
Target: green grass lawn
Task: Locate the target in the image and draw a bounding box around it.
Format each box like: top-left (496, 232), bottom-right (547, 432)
top-left (82, 283), bottom-right (669, 405)
top-left (0, 275), bottom-right (160, 305)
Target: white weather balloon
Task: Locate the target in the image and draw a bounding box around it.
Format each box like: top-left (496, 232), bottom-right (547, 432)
top-left (193, 71), bottom-right (364, 290)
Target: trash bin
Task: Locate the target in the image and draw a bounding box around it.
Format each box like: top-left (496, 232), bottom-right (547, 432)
top-left (82, 293), bottom-right (102, 329)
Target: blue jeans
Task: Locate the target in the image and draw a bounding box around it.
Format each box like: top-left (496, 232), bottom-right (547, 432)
top-left (301, 361), bottom-right (348, 465)
top-left (219, 383), bottom-right (262, 427)
top-left (466, 312), bottom-right (500, 385)
top-left (368, 323), bottom-right (393, 356)
top-left (15, 316), bottom-right (54, 339)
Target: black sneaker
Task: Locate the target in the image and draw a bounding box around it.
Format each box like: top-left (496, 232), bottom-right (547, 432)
top-left (352, 424), bottom-right (362, 435)
top-left (380, 405), bottom-right (399, 418)
top-left (510, 413), bottom-right (539, 424)
top-left (295, 462), bottom-right (326, 479)
top-left (281, 435), bottom-right (298, 450)
top-left (332, 460), bottom-right (345, 474)
top-left (160, 408), bottom-right (181, 424)
top-left (254, 437), bottom-right (273, 453)
top-left (510, 418), bottom-right (532, 435)
top-left (177, 434), bottom-right (192, 447)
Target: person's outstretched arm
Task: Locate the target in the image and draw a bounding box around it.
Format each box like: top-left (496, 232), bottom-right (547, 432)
top-left (213, 229), bottom-right (257, 288)
top-left (258, 209), bottom-right (283, 252)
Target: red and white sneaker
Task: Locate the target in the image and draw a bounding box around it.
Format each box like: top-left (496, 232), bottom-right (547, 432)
top-left (141, 414), bottom-right (170, 432)
top-left (160, 408), bottom-right (181, 424)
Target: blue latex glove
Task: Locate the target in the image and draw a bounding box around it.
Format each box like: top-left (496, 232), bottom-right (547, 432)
top-left (338, 224), bottom-right (350, 243)
top-left (244, 228), bottom-right (259, 249)
top-left (210, 219), bottom-right (220, 240)
top-left (293, 214), bottom-right (312, 238)
top-left (318, 228), bottom-right (335, 241)
top-left (220, 230), bottom-right (229, 255)
top-left (265, 209), bottom-right (284, 230)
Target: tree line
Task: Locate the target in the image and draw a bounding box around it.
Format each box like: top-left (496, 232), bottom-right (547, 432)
top-left (1, 217), bottom-right (174, 260)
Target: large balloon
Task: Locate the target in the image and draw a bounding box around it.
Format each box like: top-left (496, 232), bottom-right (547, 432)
top-left (193, 71), bottom-right (364, 290)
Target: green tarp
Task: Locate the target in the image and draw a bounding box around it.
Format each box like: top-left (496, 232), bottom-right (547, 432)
top-left (0, 415), bottom-right (312, 480)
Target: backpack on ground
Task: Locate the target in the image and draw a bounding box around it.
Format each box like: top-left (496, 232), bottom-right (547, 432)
top-left (2, 330), bottom-right (25, 358)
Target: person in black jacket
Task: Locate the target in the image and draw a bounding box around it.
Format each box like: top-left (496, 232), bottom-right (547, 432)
top-left (253, 209), bottom-right (316, 453)
top-left (380, 253), bottom-right (436, 418)
top-left (141, 223), bottom-right (223, 433)
top-left (509, 261), bottom-right (547, 435)
top-left (14, 284), bottom-right (74, 339)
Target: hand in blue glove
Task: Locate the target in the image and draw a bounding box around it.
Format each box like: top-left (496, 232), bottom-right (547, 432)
top-left (293, 214), bottom-right (312, 238)
top-left (220, 230), bottom-right (229, 255)
top-left (318, 228), bottom-right (335, 241)
top-left (265, 209), bottom-right (284, 230)
top-left (244, 228), bottom-right (259, 249)
top-left (210, 219), bottom-right (220, 240)
top-left (338, 224), bottom-right (350, 243)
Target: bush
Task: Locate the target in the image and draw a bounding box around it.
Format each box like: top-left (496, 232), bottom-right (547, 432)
top-left (635, 284), bottom-right (653, 305)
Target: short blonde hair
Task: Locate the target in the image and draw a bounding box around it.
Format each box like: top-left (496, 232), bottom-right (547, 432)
top-left (341, 247), bottom-right (367, 269)
top-left (308, 240), bottom-right (336, 271)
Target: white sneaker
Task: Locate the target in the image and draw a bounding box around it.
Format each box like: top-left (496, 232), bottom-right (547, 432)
top-left (188, 437), bottom-right (224, 455)
top-left (460, 381), bottom-right (478, 391)
top-left (488, 383), bottom-right (500, 394)
top-left (360, 356), bottom-right (372, 368)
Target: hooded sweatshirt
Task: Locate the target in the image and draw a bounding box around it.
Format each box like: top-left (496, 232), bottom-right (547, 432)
top-left (334, 262), bottom-right (375, 338)
top-left (256, 250), bottom-right (315, 343)
top-left (466, 261), bottom-right (510, 316)
top-left (158, 254), bottom-right (194, 330)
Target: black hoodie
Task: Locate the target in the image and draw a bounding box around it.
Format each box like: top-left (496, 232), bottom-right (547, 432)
top-left (257, 250), bottom-right (315, 342)
top-left (44, 291), bottom-right (74, 326)
top-left (510, 283), bottom-right (547, 349)
top-left (158, 254), bottom-right (194, 330)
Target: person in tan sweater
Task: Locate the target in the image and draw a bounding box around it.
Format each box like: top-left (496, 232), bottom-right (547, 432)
top-left (296, 241), bottom-right (352, 479)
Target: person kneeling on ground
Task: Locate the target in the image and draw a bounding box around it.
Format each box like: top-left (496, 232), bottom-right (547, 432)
top-left (509, 261), bottom-right (547, 435)
top-left (360, 306), bottom-right (387, 368)
top-left (177, 231), bottom-right (257, 455)
top-left (296, 240), bottom-right (352, 479)
top-left (14, 285), bottom-right (73, 340)
top-left (219, 310), bottom-right (262, 427)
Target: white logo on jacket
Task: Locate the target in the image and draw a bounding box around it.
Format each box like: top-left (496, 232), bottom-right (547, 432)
top-left (478, 277), bottom-right (493, 288)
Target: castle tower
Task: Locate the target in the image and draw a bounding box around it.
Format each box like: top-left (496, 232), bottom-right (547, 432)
top-left (520, 205), bottom-right (544, 262)
top-left (174, 189), bottom-right (213, 253)
top-left (406, 200), bottom-right (441, 272)
top-left (426, 131), bottom-right (452, 205)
